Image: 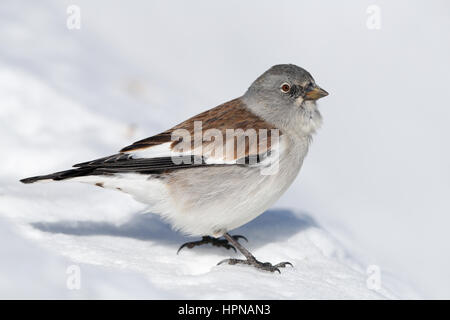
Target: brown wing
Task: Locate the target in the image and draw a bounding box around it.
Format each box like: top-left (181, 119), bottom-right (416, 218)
top-left (120, 98), bottom-right (281, 162)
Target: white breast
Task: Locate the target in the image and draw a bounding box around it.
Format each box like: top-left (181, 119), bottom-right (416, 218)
top-left (160, 135), bottom-right (311, 237)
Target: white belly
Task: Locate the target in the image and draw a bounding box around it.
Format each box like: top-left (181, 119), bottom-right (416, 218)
top-left (75, 136), bottom-right (310, 237)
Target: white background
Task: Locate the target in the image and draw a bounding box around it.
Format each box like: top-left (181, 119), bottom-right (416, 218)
top-left (0, 0), bottom-right (449, 298)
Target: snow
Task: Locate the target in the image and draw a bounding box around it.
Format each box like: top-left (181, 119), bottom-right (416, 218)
top-left (1, 0), bottom-right (448, 299)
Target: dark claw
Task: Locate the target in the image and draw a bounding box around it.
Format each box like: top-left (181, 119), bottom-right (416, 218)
top-left (217, 258), bottom-right (232, 266)
top-left (232, 235), bottom-right (248, 242)
top-left (274, 262), bottom-right (293, 268)
top-left (212, 241), bottom-right (236, 252)
top-left (177, 242), bottom-right (194, 254)
top-left (177, 236), bottom-right (242, 254)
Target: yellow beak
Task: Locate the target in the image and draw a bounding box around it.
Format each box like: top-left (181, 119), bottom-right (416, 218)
top-left (304, 85), bottom-right (329, 101)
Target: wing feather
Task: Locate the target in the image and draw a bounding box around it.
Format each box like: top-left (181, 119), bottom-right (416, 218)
top-left (21, 98), bottom-right (281, 183)
top-left (120, 98), bottom-right (281, 165)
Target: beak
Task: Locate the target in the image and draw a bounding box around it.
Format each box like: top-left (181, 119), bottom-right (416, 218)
top-left (304, 85), bottom-right (329, 101)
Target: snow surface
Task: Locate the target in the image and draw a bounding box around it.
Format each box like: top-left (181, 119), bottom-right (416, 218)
top-left (1, 0), bottom-right (448, 299)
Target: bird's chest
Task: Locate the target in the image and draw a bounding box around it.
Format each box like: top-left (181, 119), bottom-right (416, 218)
top-left (256, 135), bottom-right (309, 200)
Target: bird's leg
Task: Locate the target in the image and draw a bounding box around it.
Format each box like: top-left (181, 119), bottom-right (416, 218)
top-left (218, 233), bottom-right (293, 273)
top-left (177, 235), bottom-right (247, 254)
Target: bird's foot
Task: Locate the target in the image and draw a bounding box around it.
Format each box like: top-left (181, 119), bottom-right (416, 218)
top-left (218, 257), bottom-right (292, 273)
top-left (177, 235), bottom-right (247, 254)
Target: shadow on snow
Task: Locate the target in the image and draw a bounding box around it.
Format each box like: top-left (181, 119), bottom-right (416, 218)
top-left (31, 209), bottom-right (319, 250)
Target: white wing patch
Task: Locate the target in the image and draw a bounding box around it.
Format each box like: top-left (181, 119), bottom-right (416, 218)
top-left (129, 142), bottom-right (174, 159)
top-left (128, 134), bottom-right (284, 167)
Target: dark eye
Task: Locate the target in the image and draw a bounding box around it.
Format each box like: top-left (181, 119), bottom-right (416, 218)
top-left (280, 83), bottom-right (291, 93)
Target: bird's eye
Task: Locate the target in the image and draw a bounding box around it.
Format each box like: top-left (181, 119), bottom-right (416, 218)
top-left (280, 83), bottom-right (291, 93)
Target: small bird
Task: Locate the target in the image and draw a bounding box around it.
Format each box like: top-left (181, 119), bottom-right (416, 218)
top-left (21, 64), bottom-right (328, 273)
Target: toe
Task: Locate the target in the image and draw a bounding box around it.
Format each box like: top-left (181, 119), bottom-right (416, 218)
top-left (217, 258), bottom-right (230, 266)
top-left (275, 262), bottom-right (293, 268)
top-left (232, 235), bottom-right (248, 242)
top-left (176, 243), bottom-right (189, 254)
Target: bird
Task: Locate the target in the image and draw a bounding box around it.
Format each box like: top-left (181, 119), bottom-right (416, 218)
top-left (21, 64), bottom-right (328, 273)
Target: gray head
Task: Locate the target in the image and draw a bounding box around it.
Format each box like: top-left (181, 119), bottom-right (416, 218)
top-left (243, 64), bottom-right (328, 135)
top-left (245, 64), bottom-right (328, 106)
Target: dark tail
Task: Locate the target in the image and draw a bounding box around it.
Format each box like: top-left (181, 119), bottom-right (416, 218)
top-left (20, 167), bottom-right (95, 184)
top-left (20, 153), bottom-right (204, 184)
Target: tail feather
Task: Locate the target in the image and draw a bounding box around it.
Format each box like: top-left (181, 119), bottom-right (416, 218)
top-left (20, 154), bottom-right (209, 184)
top-left (20, 167), bottom-right (95, 184)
